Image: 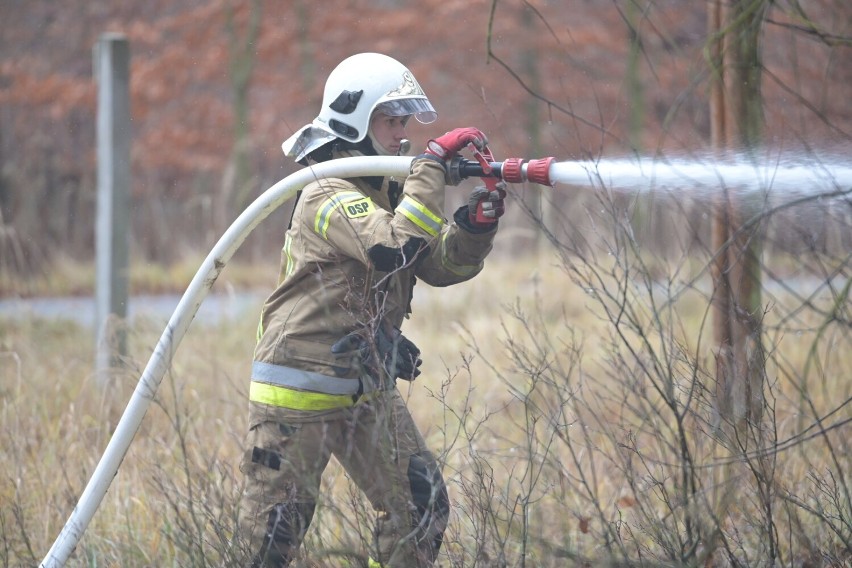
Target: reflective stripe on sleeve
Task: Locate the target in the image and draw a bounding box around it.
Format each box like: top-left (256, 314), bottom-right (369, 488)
top-left (252, 361), bottom-right (359, 395)
top-left (255, 307), bottom-right (266, 344)
top-left (314, 191), bottom-right (365, 239)
top-left (398, 195), bottom-right (443, 237)
top-left (283, 234), bottom-right (295, 279)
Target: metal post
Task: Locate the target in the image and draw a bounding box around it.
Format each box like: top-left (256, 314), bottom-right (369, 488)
top-left (94, 33), bottom-right (131, 385)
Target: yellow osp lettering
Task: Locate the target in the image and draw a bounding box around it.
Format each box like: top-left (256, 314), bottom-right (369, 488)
top-left (343, 197), bottom-right (374, 219)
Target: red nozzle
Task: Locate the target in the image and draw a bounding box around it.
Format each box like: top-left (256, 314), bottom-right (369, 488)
top-left (501, 158), bottom-right (525, 183)
top-left (526, 157), bottom-right (555, 186)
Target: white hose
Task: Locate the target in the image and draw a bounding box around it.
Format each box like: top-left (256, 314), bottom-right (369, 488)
top-left (40, 156), bottom-right (413, 567)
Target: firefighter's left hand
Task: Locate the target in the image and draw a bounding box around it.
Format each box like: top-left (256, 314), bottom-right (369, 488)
top-left (331, 327), bottom-right (422, 381)
top-left (468, 182), bottom-right (507, 226)
top-left (425, 127), bottom-right (488, 160)
top-left (380, 329), bottom-right (422, 381)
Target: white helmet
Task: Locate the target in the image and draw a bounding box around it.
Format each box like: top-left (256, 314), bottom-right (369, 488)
top-left (282, 53), bottom-right (437, 162)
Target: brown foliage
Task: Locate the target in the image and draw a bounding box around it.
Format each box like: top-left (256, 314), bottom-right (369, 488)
top-left (0, 0), bottom-right (850, 265)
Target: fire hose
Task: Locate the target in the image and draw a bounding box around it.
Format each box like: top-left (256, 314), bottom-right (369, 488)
top-left (39, 149), bottom-right (555, 567)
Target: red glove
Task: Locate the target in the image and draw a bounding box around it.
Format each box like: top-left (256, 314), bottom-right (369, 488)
top-left (425, 127), bottom-right (488, 160)
top-left (468, 181), bottom-right (507, 226)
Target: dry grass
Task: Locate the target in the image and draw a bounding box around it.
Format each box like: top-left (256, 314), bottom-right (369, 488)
top-left (1, 248), bottom-right (850, 566)
top-left (0, 251), bottom-right (274, 298)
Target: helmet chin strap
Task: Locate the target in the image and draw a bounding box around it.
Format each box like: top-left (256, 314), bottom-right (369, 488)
top-left (368, 129), bottom-right (396, 157)
top-left (367, 131), bottom-right (411, 157)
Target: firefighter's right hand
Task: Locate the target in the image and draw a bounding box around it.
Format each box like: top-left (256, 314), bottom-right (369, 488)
top-left (468, 182), bottom-right (507, 226)
top-left (425, 127), bottom-right (488, 160)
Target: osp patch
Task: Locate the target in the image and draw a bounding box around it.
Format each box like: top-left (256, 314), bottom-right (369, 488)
top-left (342, 197), bottom-right (375, 219)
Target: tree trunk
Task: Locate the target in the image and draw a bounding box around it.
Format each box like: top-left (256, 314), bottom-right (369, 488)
top-left (218, 0), bottom-right (261, 235)
top-left (520, 4), bottom-right (548, 251)
top-left (708, 0), bottom-right (768, 434)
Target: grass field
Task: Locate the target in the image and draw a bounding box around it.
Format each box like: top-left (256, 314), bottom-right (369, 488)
top-left (1, 246), bottom-right (850, 567)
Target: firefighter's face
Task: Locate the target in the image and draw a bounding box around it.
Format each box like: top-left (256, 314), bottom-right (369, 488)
top-left (369, 112), bottom-right (410, 155)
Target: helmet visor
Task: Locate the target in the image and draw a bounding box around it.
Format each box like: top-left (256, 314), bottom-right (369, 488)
top-left (375, 98), bottom-right (437, 124)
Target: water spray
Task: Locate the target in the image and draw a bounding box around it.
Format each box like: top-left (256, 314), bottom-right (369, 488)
top-left (549, 155), bottom-right (852, 197)
top-left (40, 149), bottom-right (851, 567)
top-left (454, 147), bottom-right (852, 198)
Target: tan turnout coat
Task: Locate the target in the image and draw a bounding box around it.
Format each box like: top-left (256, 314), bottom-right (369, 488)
top-left (249, 148), bottom-right (496, 423)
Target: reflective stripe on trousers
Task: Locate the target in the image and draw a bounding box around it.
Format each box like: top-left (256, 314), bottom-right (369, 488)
top-left (250, 361), bottom-right (384, 411)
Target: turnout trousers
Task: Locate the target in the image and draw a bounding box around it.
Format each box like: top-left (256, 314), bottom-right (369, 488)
top-left (238, 389), bottom-right (449, 567)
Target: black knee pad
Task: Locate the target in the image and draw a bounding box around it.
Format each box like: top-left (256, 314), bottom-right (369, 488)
top-left (252, 501), bottom-right (316, 568)
top-left (407, 453), bottom-right (450, 555)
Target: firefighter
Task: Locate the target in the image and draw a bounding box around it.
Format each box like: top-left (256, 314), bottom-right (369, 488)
top-left (239, 52), bottom-right (506, 567)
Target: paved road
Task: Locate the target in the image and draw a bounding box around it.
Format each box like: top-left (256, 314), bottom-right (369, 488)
top-left (0, 291), bottom-right (264, 328)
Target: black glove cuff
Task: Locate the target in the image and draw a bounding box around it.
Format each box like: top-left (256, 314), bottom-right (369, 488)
top-left (415, 152), bottom-right (444, 163)
top-left (454, 206), bottom-right (497, 234)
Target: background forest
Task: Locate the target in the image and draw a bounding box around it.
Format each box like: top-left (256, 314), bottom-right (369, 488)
top-left (1, 1), bottom-right (851, 567)
top-left (1, 0), bottom-right (850, 278)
